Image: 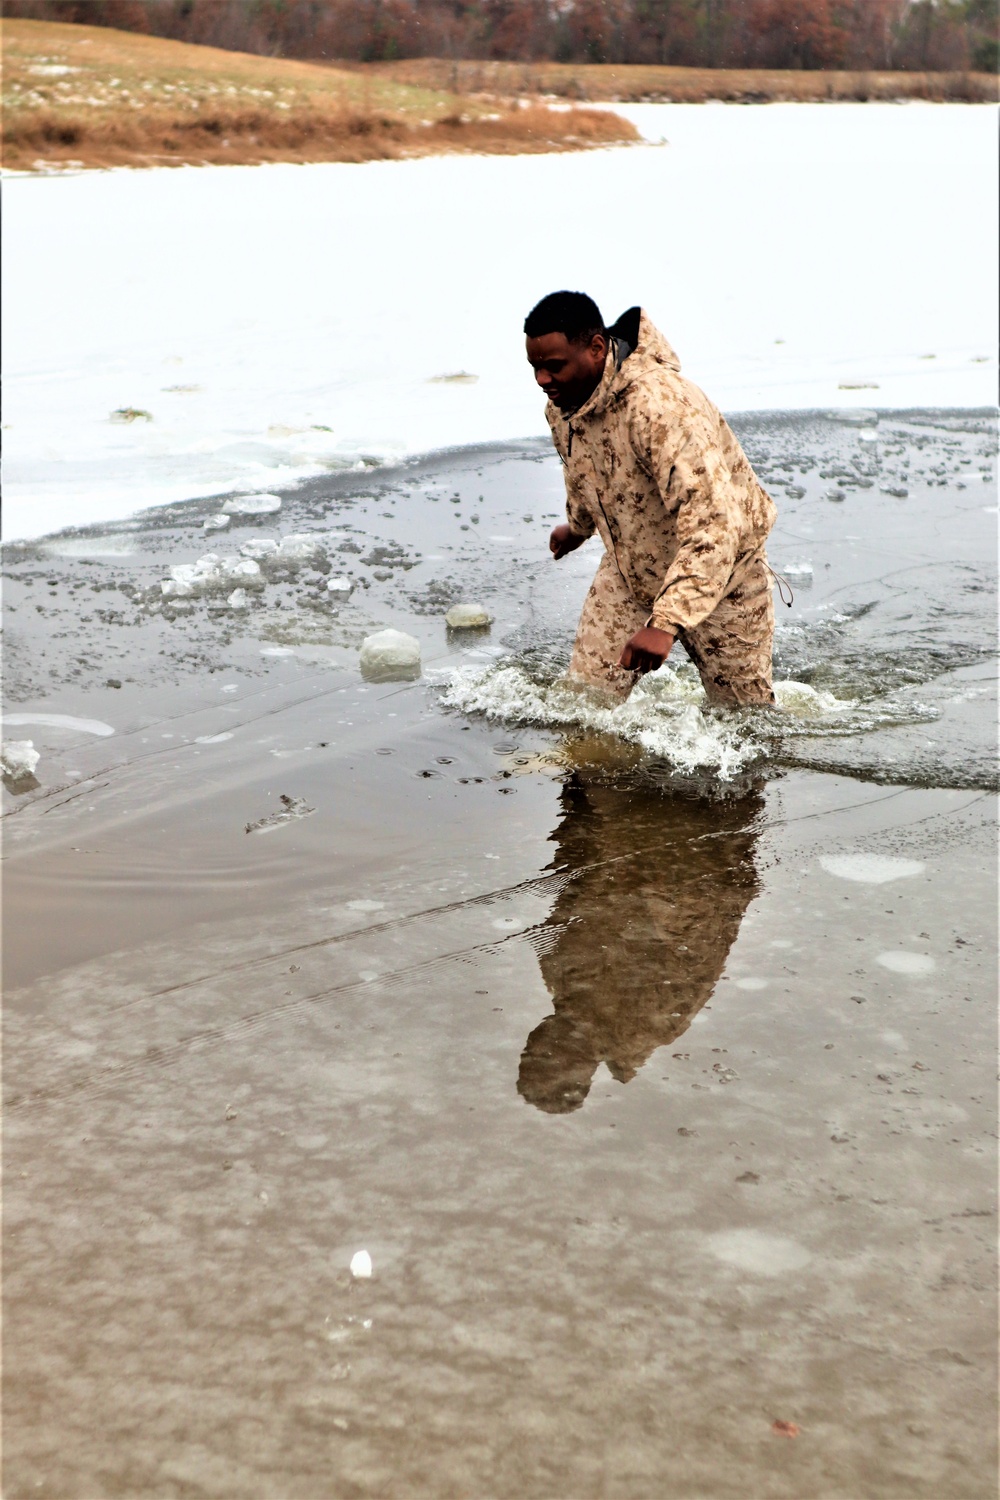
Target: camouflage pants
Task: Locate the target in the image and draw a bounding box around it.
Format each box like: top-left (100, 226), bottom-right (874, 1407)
top-left (568, 549), bottom-right (775, 705)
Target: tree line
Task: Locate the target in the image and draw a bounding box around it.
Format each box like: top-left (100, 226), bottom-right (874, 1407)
top-left (8, 0), bottom-right (997, 73)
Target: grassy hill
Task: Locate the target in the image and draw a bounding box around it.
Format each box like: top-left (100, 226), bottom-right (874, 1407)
top-left (0, 18), bottom-right (636, 171)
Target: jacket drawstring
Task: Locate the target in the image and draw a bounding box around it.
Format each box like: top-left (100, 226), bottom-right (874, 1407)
top-left (767, 563), bottom-right (794, 608)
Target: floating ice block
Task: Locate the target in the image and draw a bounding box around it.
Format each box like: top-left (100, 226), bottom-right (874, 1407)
top-left (277, 533), bottom-right (324, 559)
top-left (1, 740), bottom-right (40, 779)
top-left (782, 563), bottom-right (813, 587)
top-left (219, 556), bottom-right (261, 581)
top-left (226, 495), bottom-right (280, 516)
top-left (350, 1250), bottom-right (373, 1279)
top-left (226, 493), bottom-right (282, 515)
top-left (445, 602), bottom-right (492, 629)
top-left (359, 629), bottom-right (421, 682)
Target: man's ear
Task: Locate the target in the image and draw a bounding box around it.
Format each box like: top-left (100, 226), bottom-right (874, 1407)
top-left (589, 332), bottom-right (608, 364)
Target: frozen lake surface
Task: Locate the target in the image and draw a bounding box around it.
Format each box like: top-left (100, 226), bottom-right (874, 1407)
top-left (3, 409), bottom-right (997, 1497)
top-left (3, 103), bottom-right (997, 538)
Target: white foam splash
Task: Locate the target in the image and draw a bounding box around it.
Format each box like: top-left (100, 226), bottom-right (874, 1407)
top-left (440, 660), bottom-right (941, 780)
top-left (439, 663), bottom-right (854, 781)
top-left (440, 663), bottom-right (752, 778)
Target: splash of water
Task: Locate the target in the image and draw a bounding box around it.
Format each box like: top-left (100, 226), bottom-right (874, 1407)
top-left (438, 658), bottom-right (937, 781)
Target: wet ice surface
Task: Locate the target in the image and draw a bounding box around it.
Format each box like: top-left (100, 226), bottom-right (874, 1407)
top-left (2, 412), bottom-right (997, 1498)
top-left (6, 407), bottom-right (991, 791)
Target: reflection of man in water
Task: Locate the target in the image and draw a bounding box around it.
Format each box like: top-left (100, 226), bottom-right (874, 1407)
top-left (524, 290), bottom-right (777, 705)
top-left (518, 773), bottom-right (763, 1114)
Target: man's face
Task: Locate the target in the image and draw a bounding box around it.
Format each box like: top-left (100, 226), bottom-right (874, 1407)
top-left (525, 330), bottom-right (608, 412)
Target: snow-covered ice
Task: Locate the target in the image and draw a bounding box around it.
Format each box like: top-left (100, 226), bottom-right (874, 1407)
top-left (2, 104), bottom-right (995, 539)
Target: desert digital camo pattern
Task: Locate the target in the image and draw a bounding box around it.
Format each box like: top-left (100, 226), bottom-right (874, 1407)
top-left (518, 774), bottom-right (762, 1113)
top-left (568, 546), bottom-right (775, 705)
top-left (546, 309), bottom-right (777, 703)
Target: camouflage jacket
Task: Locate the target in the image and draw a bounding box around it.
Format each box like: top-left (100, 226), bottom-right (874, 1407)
top-left (546, 308), bottom-right (776, 634)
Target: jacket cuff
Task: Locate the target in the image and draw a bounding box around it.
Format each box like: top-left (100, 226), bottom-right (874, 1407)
top-left (649, 602), bottom-right (680, 635)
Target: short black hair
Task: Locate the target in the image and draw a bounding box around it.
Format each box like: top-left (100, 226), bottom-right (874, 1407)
top-left (524, 290), bottom-right (605, 345)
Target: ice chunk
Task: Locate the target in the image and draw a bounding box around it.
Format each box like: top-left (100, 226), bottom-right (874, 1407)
top-left (203, 513), bottom-right (231, 532)
top-left (277, 533), bottom-right (325, 560)
top-left (226, 493), bottom-right (282, 515)
top-left (326, 576), bottom-right (353, 597)
top-left (359, 629), bottom-right (421, 683)
top-left (245, 794), bottom-right (315, 835)
top-left (239, 539), bottom-right (278, 559)
top-left (219, 556), bottom-right (261, 581)
top-left (826, 409), bottom-right (878, 426)
top-left (782, 563), bottom-right (813, 585)
top-left (1, 740), bottom-right (40, 779)
top-left (350, 1250), bottom-right (373, 1279)
top-left (445, 602), bottom-right (492, 629)
top-left (227, 588), bottom-right (249, 609)
top-left (163, 553), bottom-right (261, 596)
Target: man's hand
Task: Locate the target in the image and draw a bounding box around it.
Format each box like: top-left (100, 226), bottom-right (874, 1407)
top-left (619, 625), bottom-right (675, 674)
top-left (549, 524), bottom-right (586, 560)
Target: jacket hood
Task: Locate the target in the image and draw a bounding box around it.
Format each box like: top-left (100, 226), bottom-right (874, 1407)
top-left (564, 308), bottom-right (681, 422)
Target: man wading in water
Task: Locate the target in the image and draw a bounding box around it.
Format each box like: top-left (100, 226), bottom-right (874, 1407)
top-left (525, 290), bottom-right (778, 704)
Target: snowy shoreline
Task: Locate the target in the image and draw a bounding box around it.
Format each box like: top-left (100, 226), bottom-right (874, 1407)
top-left (2, 102), bottom-right (996, 541)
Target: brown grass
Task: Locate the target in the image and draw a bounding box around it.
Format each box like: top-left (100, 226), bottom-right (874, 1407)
top-left (356, 58), bottom-right (999, 105)
top-left (0, 18), bottom-right (636, 171)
